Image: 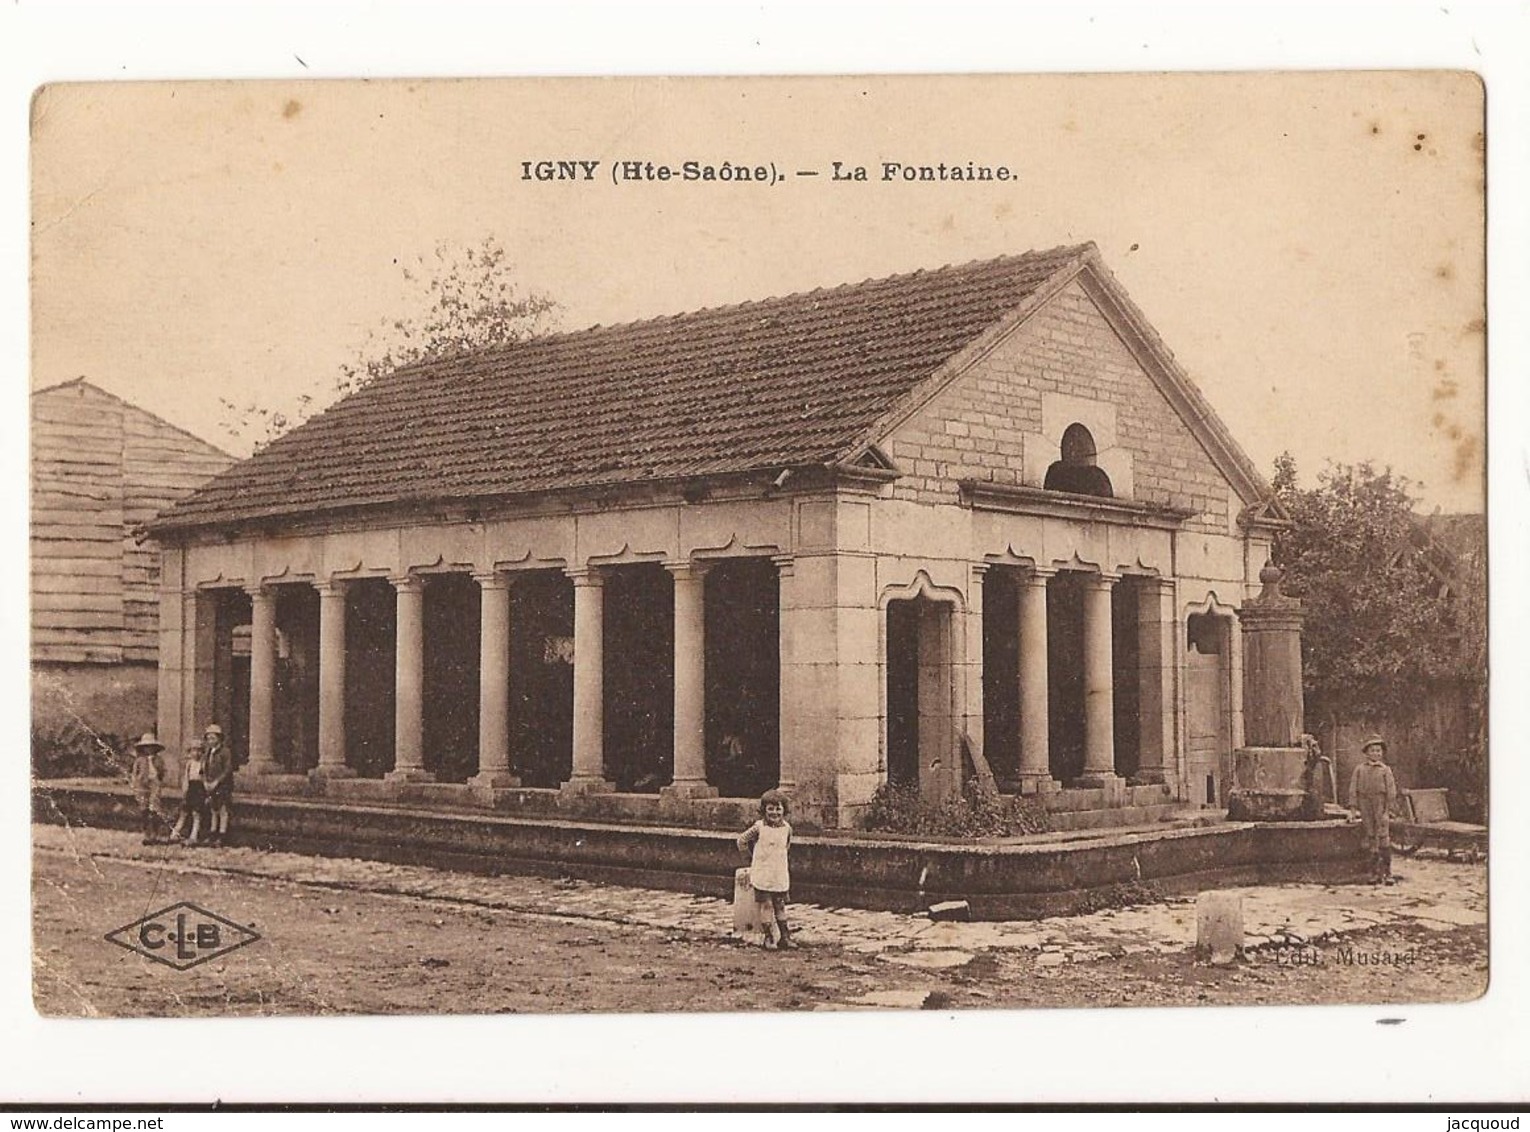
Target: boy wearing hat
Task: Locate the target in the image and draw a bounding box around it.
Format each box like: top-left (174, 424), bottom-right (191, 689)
top-left (1348, 735), bottom-right (1400, 884)
top-left (127, 733), bottom-right (166, 844)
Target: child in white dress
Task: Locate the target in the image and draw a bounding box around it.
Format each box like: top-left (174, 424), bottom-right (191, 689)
top-left (737, 789), bottom-right (793, 950)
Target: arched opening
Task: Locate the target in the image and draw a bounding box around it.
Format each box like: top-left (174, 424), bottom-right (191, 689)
top-left (508, 570), bottom-right (574, 789)
top-left (1044, 422), bottom-right (1114, 498)
top-left (603, 563), bottom-right (674, 793)
top-left (1185, 612), bottom-right (1233, 806)
top-left (981, 567), bottom-right (1021, 786)
top-left (885, 592), bottom-right (958, 801)
top-left (1046, 574), bottom-right (1085, 781)
top-left (273, 585), bottom-right (319, 774)
top-left (422, 573), bottom-right (480, 784)
top-left (703, 558), bottom-right (780, 800)
top-left (344, 577), bottom-right (397, 779)
top-left (210, 591), bottom-right (252, 769)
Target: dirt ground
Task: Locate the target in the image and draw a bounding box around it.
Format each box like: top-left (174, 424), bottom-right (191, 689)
top-left (32, 834), bottom-right (1488, 1017)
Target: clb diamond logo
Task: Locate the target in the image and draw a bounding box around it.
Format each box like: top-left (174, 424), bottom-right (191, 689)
top-left (105, 902), bottom-right (261, 970)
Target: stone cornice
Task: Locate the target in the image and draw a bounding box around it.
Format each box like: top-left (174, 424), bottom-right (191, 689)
top-left (957, 479), bottom-right (1194, 530)
top-left (160, 471), bottom-right (812, 549)
top-left (150, 466), bottom-right (808, 546)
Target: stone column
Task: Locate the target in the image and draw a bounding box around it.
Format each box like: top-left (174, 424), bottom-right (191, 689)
top-left (1077, 572), bottom-right (1123, 788)
top-left (1239, 564), bottom-right (1306, 747)
top-left (167, 583), bottom-right (216, 780)
top-left (774, 555), bottom-right (808, 798)
top-left (959, 564), bottom-right (989, 785)
top-left (189, 591), bottom-right (218, 761)
top-left (471, 570), bottom-right (519, 792)
top-left (386, 574), bottom-right (431, 782)
top-left (663, 561), bottom-right (718, 799)
top-left (1017, 567), bottom-right (1059, 793)
top-left (155, 550), bottom-right (187, 767)
top-left (563, 567), bottom-right (613, 793)
top-left (245, 584), bottom-right (283, 776)
top-left (1226, 562), bottom-right (1310, 818)
top-left (1133, 576), bottom-right (1176, 786)
top-left (311, 579), bottom-right (355, 780)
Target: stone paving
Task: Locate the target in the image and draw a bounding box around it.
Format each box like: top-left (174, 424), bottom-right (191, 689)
top-left (32, 824), bottom-right (1487, 967)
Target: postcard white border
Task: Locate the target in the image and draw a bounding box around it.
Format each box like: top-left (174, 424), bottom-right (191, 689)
top-left (3, 1), bottom-right (1527, 1107)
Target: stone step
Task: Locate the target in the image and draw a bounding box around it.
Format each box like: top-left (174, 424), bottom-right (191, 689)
top-left (1007, 809), bottom-right (1225, 847)
top-left (1041, 783), bottom-right (1174, 813)
top-left (1043, 803), bottom-right (1216, 833)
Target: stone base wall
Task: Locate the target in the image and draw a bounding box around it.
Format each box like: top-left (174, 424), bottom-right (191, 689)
top-left (37, 782), bottom-right (1366, 919)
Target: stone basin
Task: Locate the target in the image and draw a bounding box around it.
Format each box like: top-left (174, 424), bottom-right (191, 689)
top-left (1226, 788), bottom-right (1321, 822)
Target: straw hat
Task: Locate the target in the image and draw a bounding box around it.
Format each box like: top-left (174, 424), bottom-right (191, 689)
top-left (132, 733), bottom-right (165, 754)
top-left (1361, 734), bottom-right (1388, 754)
top-left (203, 723), bottom-right (224, 738)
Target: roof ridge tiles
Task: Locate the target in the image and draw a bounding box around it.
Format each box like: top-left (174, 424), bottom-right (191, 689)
top-left (151, 242), bottom-right (1103, 532)
top-left (372, 242), bottom-right (1097, 379)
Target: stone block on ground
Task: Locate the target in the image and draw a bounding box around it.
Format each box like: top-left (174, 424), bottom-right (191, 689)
top-left (928, 900), bottom-right (971, 922)
top-left (876, 950), bottom-right (973, 970)
top-left (1197, 890), bottom-right (1243, 965)
top-left (845, 989), bottom-right (933, 1009)
top-left (732, 868), bottom-right (763, 936)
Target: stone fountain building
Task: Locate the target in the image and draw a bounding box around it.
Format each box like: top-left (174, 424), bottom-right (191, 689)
top-left (148, 243), bottom-right (1294, 828)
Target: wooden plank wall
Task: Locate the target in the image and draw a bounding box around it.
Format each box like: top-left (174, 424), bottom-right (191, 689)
top-left (32, 381), bottom-right (233, 665)
top-left (32, 384), bottom-right (126, 664)
top-left (121, 403), bottom-right (234, 659)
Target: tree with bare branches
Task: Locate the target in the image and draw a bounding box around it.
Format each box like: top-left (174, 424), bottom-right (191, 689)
top-left (221, 236), bottom-right (559, 448)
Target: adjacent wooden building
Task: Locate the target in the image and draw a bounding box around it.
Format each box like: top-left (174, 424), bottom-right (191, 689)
top-left (31, 379), bottom-right (234, 749)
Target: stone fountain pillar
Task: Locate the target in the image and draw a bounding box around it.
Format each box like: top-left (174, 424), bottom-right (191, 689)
top-left (1227, 563), bottom-right (1313, 821)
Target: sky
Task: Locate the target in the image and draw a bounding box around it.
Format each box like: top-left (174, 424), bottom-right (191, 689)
top-left (30, 71), bottom-right (1486, 511)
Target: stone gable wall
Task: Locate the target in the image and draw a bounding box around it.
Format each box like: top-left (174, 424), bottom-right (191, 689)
top-left (884, 279), bottom-right (1237, 536)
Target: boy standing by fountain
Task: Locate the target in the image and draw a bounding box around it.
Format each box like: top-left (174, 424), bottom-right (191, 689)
top-left (1348, 735), bottom-right (1399, 884)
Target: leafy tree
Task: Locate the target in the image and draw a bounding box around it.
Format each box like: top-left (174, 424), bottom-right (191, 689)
top-left (1273, 455), bottom-right (1486, 817)
top-left (221, 236), bottom-right (559, 447)
top-left (1274, 457), bottom-right (1464, 721)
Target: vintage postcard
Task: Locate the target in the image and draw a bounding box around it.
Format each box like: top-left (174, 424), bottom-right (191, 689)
top-left (25, 67), bottom-right (1493, 1073)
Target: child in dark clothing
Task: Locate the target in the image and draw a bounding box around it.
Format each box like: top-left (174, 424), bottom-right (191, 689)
top-left (203, 724), bottom-right (234, 847)
top-left (170, 741), bottom-right (208, 847)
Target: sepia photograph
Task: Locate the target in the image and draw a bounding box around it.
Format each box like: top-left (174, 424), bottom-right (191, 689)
top-left (11, 18), bottom-right (1524, 1104)
top-left (28, 69), bottom-right (1489, 1017)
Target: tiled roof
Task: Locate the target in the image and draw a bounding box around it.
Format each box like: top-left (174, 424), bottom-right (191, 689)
top-left (151, 243), bottom-right (1094, 532)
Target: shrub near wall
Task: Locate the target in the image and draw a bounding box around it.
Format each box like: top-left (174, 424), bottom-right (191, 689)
top-left (31, 717), bottom-right (131, 780)
top-left (30, 664), bottom-right (155, 779)
top-left (864, 779), bottom-right (1051, 838)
